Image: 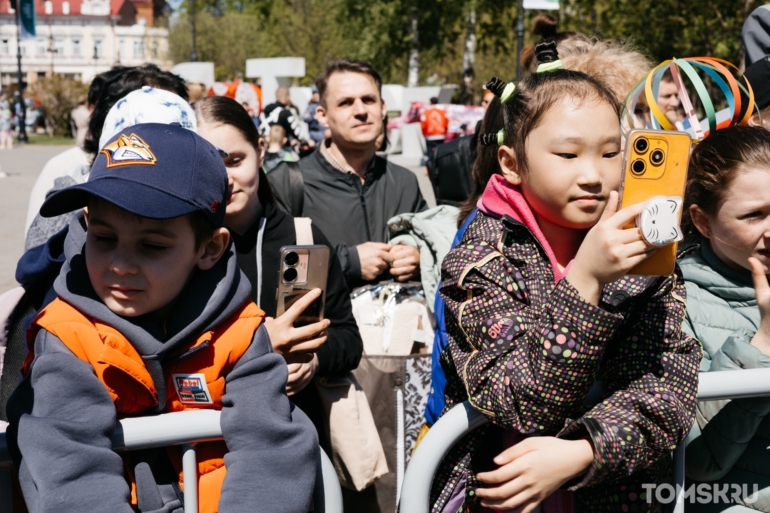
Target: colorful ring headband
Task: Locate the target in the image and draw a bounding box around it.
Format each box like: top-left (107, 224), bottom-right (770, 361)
top-left (621, 57), bottom-right (756, 142)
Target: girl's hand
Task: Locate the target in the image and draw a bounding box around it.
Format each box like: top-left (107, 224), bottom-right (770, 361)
top-left (264, 288), bottom-right (330, 365)
top-left (749, 257), bottom-right (770, 355)
top-left (476, 437), bottom-right (594, 512)
top-left (567, 191), bottom-right (654, 305)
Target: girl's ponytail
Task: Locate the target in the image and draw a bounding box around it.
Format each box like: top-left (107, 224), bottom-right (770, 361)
top-left (534, 39), bottom-right (564, 73)
top-left (479, 130), bottom-right (505, 146)
top-left (485, 77), bottom-right (507, 99)
top-left (534, 39), bottom-right (559, 65)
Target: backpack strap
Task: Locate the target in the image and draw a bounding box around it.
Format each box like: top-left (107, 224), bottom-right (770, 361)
top-left (293, 218), bottom-right (314, 245)
top-left (286, 161), bottom-right (305, 218)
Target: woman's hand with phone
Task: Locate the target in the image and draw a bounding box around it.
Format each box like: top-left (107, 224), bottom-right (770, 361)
top-left (265, 288), bottom-right (329, 365)
top-left (567, 192), bottom-right (655, 305)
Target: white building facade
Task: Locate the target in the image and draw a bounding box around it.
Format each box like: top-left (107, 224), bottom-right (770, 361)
top-left (0, 0), bottom-right (170, 86)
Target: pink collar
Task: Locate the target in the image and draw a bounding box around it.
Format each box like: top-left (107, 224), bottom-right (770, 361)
top-left (478, 175), bottom-right (572, 283)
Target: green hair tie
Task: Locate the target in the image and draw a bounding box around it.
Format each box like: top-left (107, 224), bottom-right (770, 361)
top-left (500, 82), bottom-right (517, 104)
top-left (536, 60), bottom-right (563, 73)
top-left (497, 129), bottom-right (505, 146)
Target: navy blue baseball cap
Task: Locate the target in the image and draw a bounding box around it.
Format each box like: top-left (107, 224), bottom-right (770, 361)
top-left (40, 123), bottom-right (228, 227)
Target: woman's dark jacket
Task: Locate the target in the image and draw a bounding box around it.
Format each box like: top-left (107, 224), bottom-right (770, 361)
top-left (231, 201), bottom-right (363, 378)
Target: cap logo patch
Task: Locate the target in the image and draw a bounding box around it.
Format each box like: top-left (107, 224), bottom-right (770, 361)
top-left (101, 133), bottom-right (157, 168)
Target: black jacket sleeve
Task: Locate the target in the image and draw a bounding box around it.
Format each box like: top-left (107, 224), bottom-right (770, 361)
top-left (334, 243), bottom-right (363, 290)
top-left (7, 330), bottom-right (133, 512)
top-left (219, 324), bottom-right (319, 513)
top-left (312, 226), bottom-right (363, 376)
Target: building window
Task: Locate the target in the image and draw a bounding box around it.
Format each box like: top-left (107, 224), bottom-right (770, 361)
top-left (0, 40), bottom-right (7, 55)
top-left (44, 1), bottom-right (52, 14)
top-left (37, 38), bottom-right (46, 56)
top-left (117, 38), bottom-right (124, 62)
top-left (54, 37), bottom-right (64, 56)
top-left (94, 38), bottom-right (103, 58)
top-left (133, 39), bottom-right (144, 58)
top-left (71, 38), bottom-right (80, 56)
top-left (62, 1), bottom-right (69, 14)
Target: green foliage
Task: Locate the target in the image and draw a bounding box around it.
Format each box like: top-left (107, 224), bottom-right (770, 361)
top-left (561, 0), bottom-right (756, 66)
top-left (169, 0), bottom-right (360, 83)
top-left (168, 0), bottom-right (757, 92)
top-left (168, 12), bottom-right (276, 81)
top-left (32, 75), bottom-right (89, 138)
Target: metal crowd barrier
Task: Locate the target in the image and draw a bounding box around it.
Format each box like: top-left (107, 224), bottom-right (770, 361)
top-left (0, 409), bottom-right (343, 513)
top-left (400, 368), bottom-right (770, 513)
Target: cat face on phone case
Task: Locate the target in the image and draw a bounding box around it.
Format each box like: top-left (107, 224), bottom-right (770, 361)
top-left (636, 196), bottom-right (683, 246)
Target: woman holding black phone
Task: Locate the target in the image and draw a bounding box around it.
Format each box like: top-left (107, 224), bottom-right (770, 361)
top-left (195, 96), bottom-right (362, 425)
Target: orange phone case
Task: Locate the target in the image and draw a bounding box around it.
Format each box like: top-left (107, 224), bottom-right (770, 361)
top-left (619, 129), bottom-right (692, 276)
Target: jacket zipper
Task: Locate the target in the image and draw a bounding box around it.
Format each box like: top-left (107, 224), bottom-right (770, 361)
top-left (356, 178), bottom-right (372, 241)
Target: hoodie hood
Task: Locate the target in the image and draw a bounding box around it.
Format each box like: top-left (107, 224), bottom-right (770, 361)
top-left (478, 174), bottom-right (571, 282)
top-left (679, 240), bottom-right (757, 305)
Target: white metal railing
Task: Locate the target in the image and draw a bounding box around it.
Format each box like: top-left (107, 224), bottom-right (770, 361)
top-left (399, 368), bottom-right (770, 513)
top-left (0, 409), bottom-right (343, 513)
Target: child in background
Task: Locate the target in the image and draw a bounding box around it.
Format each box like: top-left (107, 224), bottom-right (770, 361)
top-left (433, 40), bottom-right (701, 512)
top-left (264, 123), bottom-right (298, 173)
top-left (6, 123), bottom-right (319, 513)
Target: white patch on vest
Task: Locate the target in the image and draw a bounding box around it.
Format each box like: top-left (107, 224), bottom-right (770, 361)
top-left (172, 373), bottom-right (213, 404)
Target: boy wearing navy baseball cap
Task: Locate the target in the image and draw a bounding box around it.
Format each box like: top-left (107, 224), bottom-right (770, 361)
top-left (6, 123), bottom-right (318, 512)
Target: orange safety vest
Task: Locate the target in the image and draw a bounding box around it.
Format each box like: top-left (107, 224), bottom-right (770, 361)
top-left (420, 107), bottom-right (449, 138)
top-left (22, 297), bottom-right (265, 513)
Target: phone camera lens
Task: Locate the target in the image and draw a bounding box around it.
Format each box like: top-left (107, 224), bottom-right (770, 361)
top-left (634, 137), bottom-right (649, 154)
top-left (284, 252), bottom-right (299, 266)
top-left (631, 159), bottom-right (646, 175)
top-left (283, 268), bottom-right (298, 282)
top-left (650, 149), bottom-right (665, 166)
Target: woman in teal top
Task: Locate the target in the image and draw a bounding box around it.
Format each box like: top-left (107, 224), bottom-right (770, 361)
top-left (681, 126), bottom-right (770, 512)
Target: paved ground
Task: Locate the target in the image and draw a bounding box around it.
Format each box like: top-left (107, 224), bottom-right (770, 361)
top-left (406, 164), bottom-right (436, 208)
top-left (0, 146), bottom-right (434, 294)
top-left (0, 144), bottom-right (74, 294)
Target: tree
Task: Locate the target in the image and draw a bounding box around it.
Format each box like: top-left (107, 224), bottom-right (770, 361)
top-left (33, 75), bottom-right (88, 137)
top-left (561, 0), bottom-right (757, 67)
top-left (168, 12), bottom-right (276, 80)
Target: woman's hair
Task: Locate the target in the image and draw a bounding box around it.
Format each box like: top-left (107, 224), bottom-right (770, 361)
top-left (194, 95), bottom-right (275, 205)
top-left (682, 125), bottom-right (770, 241)
top-left (493, 39), bottom-right (619, 176)
top-left (457, 96), bottom-right (505, 227)
top-left (84, 65), bottom-right (188, 157)
top-left (520, 14), bottom-right (590, 73)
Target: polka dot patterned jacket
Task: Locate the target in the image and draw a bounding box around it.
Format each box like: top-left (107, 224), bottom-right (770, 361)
top-left (432, 211), bottom-right (702, 512)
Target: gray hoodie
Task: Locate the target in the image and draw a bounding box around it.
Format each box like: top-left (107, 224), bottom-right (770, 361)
top-left (6, 213), bottom-right (319, 513)
top-left (743, 5), bottom-right (770, 68)
top-left (681, 241), bottom-right (770, 512)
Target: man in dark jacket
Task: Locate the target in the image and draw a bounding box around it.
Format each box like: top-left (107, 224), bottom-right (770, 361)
top-left (269, 59), bottom-right (428, 289)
